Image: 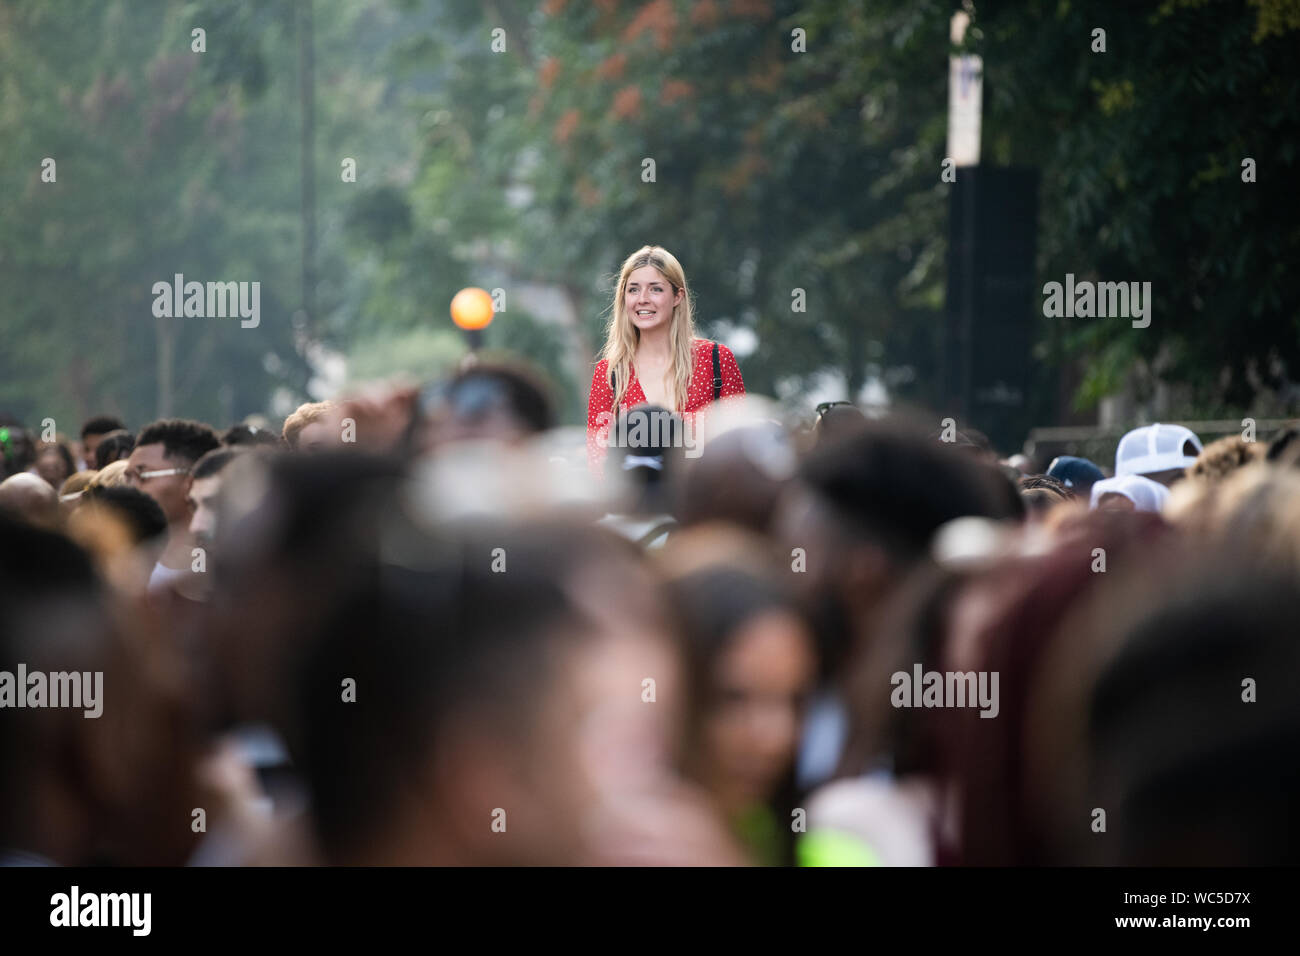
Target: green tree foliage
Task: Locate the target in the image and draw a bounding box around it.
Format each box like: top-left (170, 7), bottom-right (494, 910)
top-left (4, 0), bottom-right (1296, 435)
top-left (974, 0), bottom-right (1300, 415)
top-left (0, 0), bottom-right (311, 427)
top-left (485, 0), bottom-right (956, 407)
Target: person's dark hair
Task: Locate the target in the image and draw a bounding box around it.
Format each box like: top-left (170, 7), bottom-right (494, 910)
top-left (801, 418), bottom-right (1024, 561)
top-left (0, 511), bottom-right (99, 596)
top-left (135, 419), bottom-right (220, 466)
top-left (36, 441), bottom-right (76, 480)
top-left (80, 484), bottom-right (168, 545)
top-left (931, 424), bottom-right (997, 459)
top-left (296, 519), bottom-right (600, 862)
top-left (813, 403), bottom-right (868, 445)
top-left (0, 422), bottom-right (37, 477)
top-left (1018, 474), bottom-right (1069, 515)
top-left (0, 513), bottom-right (105, 826)
top-left (80, 416), bottom-right (126, 441)
top-left (667, 565), bottom-right (802, 735)
top-left (1087, 560), bottom-right (1300, 865)
top-left (192, 447), bottom-right (244, 481)
top-left (678, 423), bottom-right (795, 533)
top-left (200, 452), bottom-right (413, 735)
top-left (1018, 474), bottom-right (1067, 493)
top-left (664, 562), bottom-right (810, 865)
top-left (1266, 425), bottom-right (1300, 466)
top-left (222, 423), bottom-right (282, 449)
top-left (837, 563), bottom-right (965, 782)
top-left (438, 360), bottom-right (557, 434)
top-left (93, 430), bottom-right (135, 469)
top-left (1186, 434), bottom-right (1262, 483)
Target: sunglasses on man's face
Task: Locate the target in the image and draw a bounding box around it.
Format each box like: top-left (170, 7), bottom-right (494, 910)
top-left (125, 466), bottom-right (188, 485)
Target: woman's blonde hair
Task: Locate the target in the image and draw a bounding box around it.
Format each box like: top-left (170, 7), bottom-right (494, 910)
top-left (88, 459), bottom-right (130, 489)
top-left (600, 245), bottom-right (697, 412)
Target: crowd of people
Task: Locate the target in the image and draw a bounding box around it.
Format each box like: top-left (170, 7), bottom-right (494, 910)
top-left (1, 362), bottom-right (1298, 866)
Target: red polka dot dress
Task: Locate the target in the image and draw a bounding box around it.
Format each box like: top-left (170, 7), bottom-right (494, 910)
top-left (586, 338), bottom-right (745, 475)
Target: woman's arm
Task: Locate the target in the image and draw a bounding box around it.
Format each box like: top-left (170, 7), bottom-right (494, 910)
top-left (587, 359), bottom-right (613, 475)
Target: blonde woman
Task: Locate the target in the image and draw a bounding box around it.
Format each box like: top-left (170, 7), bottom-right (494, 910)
top-left (586, 246), bottom-right (745, 473)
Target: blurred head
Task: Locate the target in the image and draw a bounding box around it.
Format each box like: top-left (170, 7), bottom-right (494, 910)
top-left (943, 511), bottom-right (1173, 865)
top-left (292, 515), bottom-right (693, 865)
top-left (0, 472), bottom-right (60, 529)
top-left (0, 514), bottom-right (111, 863)
top-left (78, 484), bottom-right (168, 550)
top-left (89, 459), bottom-right (130, 489)
top-left (0, 422), bottom-right (37, 478)
top-left (1184, 434), bottom-right (1263, 485)
top-left (205, 451), bottom-right (730, 863)
top-left (58, 470), bottom-right (97, 513)
top-left (221, 423), bottom-right (282, 449)
top-left (1169, 464), bottom-right (1300, 575)
top-left (601, 246), bottom-right (695, 412)
top-left (775, 417), bottom-right (1023, 681)
top-left (835, 563), bottom-right (967, 787)
top-left (202, 451), bottom-right (408, 733)
top-left (68, 484), bottom-right (168, 591)
top-left (1018, 474), bottom-right (1070, 521)
top-left (939, 425), bottom-right (999, 465)
top-left (80, 416), bottom-right (126, 463)
top-left (679, 422), bottom-right (798, 533)
top-left (93, 430), bottom-right (135, 470)
top-left (813, 402), bottom-right (868, 445)
top-left (1083, 557), bottom-right (1300, 864)
top-left (125, 419), bottom-right (220, 528)
top-left (423, 361), bottom-right (556, 449)
top-left (186, 447), bottom-right (245, 547)
top-left (282, 401), bottom-right (338, 452)
top-left (0, 513), bottom-right (202, 865)
top-left (33, 440), bottom-right (75, 489)
top-left (665, 560), bottom-right (817, 819)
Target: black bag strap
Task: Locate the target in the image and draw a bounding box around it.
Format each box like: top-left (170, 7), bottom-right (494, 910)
top-left (712, 342), bottom-right (722, 401)
top-left (611, 342), bottom-right (722, 402)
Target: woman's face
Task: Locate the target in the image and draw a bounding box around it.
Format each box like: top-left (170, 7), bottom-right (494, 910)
top-left (36, 447), bottom-right (70, 487)
top-left (701, 611), bottom-right (818, 811)
top-left (625, 266), bottom-right (681, 335)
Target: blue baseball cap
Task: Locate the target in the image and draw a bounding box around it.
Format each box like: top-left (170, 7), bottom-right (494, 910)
top-left (1046, 455), bottom-right (1105, 490)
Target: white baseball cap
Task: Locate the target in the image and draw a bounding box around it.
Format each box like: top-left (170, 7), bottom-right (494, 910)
top-left (1090, 474), bottom-right (1171, 513)
top-left (1115, 423), bottom-right (1203, 477)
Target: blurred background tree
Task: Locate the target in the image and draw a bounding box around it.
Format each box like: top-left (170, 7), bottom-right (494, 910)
top-left (0, 0), bottom-right (310, 427)
top-left (975, 0), bottom-right (1300, 420)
